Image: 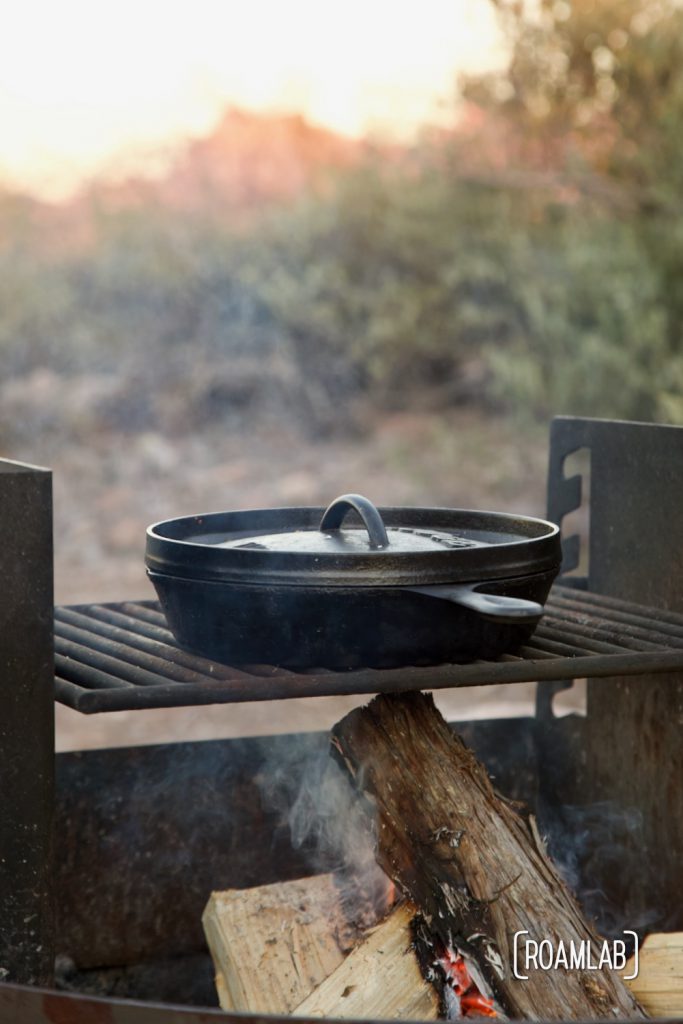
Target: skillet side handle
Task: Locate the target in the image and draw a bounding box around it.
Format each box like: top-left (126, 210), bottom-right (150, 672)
top-left (406, 583), bottom-right (544, 624)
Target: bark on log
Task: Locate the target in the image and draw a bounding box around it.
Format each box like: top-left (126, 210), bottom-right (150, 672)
top-left (332, 692), bottom-right (647, 1021)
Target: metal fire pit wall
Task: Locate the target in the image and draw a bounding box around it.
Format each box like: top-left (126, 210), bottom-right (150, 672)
top-left (0, 460), bottom-right (54, 988)
top-left (0, 708), bottom-right (670, 1023)
top-left (548, 417), bottom-right (683, 949)
top-left (4, 717), bottom-right (565, 1022)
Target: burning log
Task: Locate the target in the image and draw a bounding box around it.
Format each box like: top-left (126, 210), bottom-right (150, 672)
top-left (331, 692), bottom-right (648, 1021)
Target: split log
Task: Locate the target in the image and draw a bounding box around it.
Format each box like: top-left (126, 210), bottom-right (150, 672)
top-left (332, 692), bottom-right (648, 1021)
top-left (202, 874), bottom-right (349, 1013)
top-left (293, 901), bottom-right (439, 1020)
top-left (623, 933), bottom-right (683, 1018)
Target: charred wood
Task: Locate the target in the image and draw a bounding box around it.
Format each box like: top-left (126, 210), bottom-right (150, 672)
top-left (332, 692), bottom-right (647, 1021)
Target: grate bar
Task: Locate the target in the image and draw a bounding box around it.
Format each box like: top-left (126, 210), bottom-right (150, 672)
top-left (538, 617), bottom-right (665, 654)
top-left (520, 633), bottom-right (613, 658)
top-left (54, 654), bottom-right (136, 692)
top-left (546, 593), bottom-right (683, 647)
top-left (55, 635), bottom-right (185, 689)
top-left (65, 604), bottom-right (268, 682)
top-left (118, 602), bottom-right (174, 627)
top-left (56, 618), bottom-right (217, 685)
top-left (56, 651), bottom-right (683, 714)
top-left (60, 604), bottom-right (177, 646)
top-left (557, 586), bottom-right (683, 627)
top-left (55, 607), bottom-right (255, 685)
top-left (54, 584), bottom-right (683, 713)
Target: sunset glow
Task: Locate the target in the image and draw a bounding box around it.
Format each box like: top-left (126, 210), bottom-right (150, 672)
top-left (0, 0), bottom-right (505, 199)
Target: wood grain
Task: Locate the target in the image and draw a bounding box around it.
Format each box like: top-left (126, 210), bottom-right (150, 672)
top-left (293, 901), bottom-right (438, 1020)
top-left (624, 933), bottom-right (683, 1018)
top-left (203, 874), bottom-right (348, 1013)
top-left (332, 691), bottom-right (647, 1021)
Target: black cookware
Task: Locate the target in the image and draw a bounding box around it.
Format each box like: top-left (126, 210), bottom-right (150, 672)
top-left (145, 493), bottom-right (561, 669)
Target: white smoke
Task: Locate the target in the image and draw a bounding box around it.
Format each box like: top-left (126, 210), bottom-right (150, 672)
top-left (258, 740), bottom-right (392, 929)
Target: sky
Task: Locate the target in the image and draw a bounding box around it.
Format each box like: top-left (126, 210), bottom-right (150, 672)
top-left (0, 0), bottom-right (505, 200)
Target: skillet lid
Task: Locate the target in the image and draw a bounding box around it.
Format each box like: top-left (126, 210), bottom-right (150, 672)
top-left (146, 493), bottom-right (561, 587)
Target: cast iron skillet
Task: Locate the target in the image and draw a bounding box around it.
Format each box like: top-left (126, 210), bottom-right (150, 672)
top-left (146, 493), bottom-right (561, 669)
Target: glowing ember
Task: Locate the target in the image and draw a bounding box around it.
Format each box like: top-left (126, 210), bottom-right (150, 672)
top-left (438, 948), bottom-right (497, 1019)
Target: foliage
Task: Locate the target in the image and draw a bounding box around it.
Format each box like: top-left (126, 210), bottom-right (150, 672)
top-left (467, 0), bottom-right (683, 201)
top-left (245, 162), bottom-right (525, 403)
top-left (459, 0), bottom-right (683, 421)
top-left (251, 159), bottom-right (683, 423)
top-left (2, 0), bottom-right (683, 439)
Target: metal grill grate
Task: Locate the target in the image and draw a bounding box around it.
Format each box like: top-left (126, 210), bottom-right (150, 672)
top-left (54, 584), bottom-right (683, 713)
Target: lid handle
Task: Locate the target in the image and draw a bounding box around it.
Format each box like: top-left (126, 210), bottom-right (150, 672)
top-left (319, 494), bottom-right (389, 550)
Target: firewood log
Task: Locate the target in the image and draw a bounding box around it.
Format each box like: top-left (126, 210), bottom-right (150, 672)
top-left (623, 933), bottom-right (683, 1018)
top-left (332, 692), bottom-right (648, 1021)
top-left (293, 901), bottom-right (439, 1020)
top-left (202, 874), bottom-right (348, 1013)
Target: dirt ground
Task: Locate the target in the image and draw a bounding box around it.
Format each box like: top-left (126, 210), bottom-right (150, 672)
top-left (4, 407), bottom-right (585, 749)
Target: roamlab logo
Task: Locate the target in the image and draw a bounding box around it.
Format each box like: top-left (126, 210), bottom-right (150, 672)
top-left (512, 932), bottom-right (638, 981)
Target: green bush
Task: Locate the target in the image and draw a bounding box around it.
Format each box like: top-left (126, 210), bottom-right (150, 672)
top-left (2, 99), bottom-right (682, 437)
top-left (243, 155), bottom-right (682, 424)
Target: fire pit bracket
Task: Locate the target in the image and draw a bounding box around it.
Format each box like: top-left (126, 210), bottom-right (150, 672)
top-left (546, 415), bottom-right (683, 935)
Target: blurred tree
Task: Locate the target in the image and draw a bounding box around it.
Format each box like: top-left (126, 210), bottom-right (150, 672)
top-left (4, 2), bottom-right (683, 442)
top-left (461, 0), bottom-right (683, 421)
top-left (467, 0), bottom-right (683, 207)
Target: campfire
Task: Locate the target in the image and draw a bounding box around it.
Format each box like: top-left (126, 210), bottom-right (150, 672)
top-left (203, 693), bottom-right (654, 1021)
